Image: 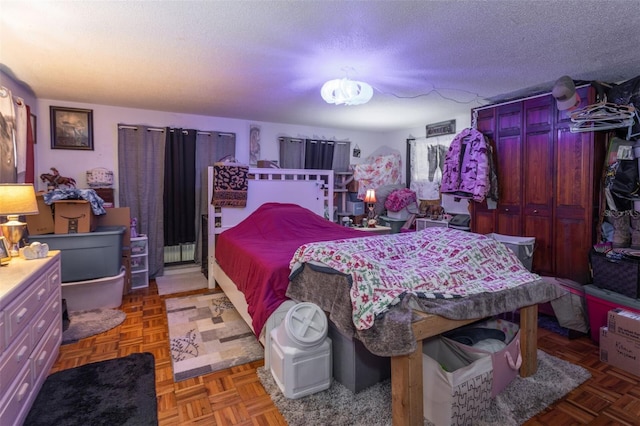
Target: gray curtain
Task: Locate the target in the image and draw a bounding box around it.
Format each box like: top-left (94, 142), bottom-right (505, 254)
top-left (332, 141), bottom-right (351, 172)
top-left (118, 125), bottom-right (166, 278)
top-left (193, 131), bottom-right (235, 265)
top-left (279, 137), bottom-right (304, 168)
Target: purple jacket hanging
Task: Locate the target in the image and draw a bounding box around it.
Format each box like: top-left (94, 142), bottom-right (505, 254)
top-left (440, 128), bottom-right (490, 202)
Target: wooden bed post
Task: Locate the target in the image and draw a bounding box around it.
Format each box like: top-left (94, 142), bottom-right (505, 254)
top-left (391, 342), bottom-right (424, 426)
top-left (518, 304), bottom-right (538, 377)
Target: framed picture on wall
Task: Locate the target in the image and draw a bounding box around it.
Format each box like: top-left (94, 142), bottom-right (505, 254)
top-left (50, 106), bottom-right (94, 150)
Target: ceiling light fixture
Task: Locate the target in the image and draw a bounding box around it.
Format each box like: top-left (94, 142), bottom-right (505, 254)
top-left (321, 78), bottom-right (373, 106)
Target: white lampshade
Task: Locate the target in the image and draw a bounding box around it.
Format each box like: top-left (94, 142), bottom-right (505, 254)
top-left (0, 184), bottom-right (39, 218)
top-left (321, 78), bottom-right (373, 106)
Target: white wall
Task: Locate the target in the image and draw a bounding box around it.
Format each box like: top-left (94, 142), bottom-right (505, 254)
top-left (3, 69), bottom-right (475, 197)
top-left (31, 99), bottom-right (401, 201)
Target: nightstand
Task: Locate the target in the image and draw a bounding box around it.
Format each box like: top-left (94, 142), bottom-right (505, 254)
top-left (353, 225), bottom-right (392, 235)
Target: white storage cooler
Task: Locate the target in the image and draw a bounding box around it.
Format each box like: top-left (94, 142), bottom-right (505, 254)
top-left (270, 302), bottom-right (332, 399)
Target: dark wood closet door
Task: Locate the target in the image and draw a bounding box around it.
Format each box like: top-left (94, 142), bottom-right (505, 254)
top-left (495, 103), bottom-right (523, 235)
top-left (554, 86), bottom-right (606, 282)
top-left (523, 95), bottom-right (554, 275)
top-left (470, 108), bottom-right (497, 234)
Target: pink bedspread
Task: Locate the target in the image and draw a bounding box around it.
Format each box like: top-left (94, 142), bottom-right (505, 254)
top-left (215, 202), bottom-right (367, 335)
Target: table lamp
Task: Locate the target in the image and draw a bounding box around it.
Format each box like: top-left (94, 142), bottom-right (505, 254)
top-left (0, 183), bottom-right (39, 256)
top-left (364, 189), bottom-right (377, 227)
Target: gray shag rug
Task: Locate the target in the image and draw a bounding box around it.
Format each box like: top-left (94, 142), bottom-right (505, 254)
top-left (62, 308), bottom-right (127, 344)
top-left (257, 349), bottom-right (591, 426)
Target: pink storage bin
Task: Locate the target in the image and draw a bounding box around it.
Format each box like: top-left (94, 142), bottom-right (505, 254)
top-left (584, 284), bottom-right (640, 343)
top-left (443, 318), bottom-right (521, 397)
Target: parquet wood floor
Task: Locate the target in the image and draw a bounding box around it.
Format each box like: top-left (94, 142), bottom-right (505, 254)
top-left (51, 281), bottom-right (640, 425)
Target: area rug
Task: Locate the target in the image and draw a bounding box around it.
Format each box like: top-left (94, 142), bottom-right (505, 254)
top-left (62, 308), bottom-right (127, 344)
top-left (24, 352), bottom-right (157, 426)
top-left (156, 270), bottom-right (208, 295)
top-left (257, 349), bottom-right (591, 426)
top-left (166, 292), bottom-right (264, 381)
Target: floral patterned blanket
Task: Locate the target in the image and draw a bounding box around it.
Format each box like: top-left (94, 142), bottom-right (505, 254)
top-left (290, 227), bottom-right (540, 331)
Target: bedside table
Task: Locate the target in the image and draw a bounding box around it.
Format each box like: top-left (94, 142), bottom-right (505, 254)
top-left (353, 225), bottom-right (392, 235)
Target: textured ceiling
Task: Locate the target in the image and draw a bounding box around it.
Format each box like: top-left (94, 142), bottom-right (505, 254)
top-left (1, 0), bottom-right (639, 132)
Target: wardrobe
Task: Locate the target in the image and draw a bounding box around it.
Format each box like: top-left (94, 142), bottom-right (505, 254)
top-left (471, 86), bottom-right (607, 284)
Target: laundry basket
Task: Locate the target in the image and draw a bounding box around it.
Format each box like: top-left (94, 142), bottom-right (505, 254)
top-left (487, 233), bottom-right (535, 271)
top-left (86, 167), bottom-right (114, 188)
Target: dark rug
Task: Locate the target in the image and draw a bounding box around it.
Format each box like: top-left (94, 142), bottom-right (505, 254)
top-left (24, 352), bottom-right (157, 426)
top-left (62, 308), bottom-right (127, 344)
top-left (257, 349), bottom-right (590, 426)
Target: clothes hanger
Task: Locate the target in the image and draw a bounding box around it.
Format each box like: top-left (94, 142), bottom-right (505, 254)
top-left (570, 99), bottom-right (635, 123)
top-left (570, 115), bottom-right (635, 133)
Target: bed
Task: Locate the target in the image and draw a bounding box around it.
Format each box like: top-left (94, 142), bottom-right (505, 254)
top-left (207, 166), bottom-right (565, 426)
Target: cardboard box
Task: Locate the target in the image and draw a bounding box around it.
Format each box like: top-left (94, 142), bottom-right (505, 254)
top-left (96, 207), bottom-right (131, 248)
top-left (608, 308), bottom-right (640, 343)
top-left (26, 193), bottom-right (54, 235)
top-left (599, 327), bottom-right (640, 376)
top-left (54, 200), bottom-right (97, 234)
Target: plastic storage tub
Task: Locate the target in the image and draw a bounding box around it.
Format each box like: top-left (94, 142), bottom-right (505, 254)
top-left (378, 215), bottom-right (406, 233)
top-left (487, 233), bottom-right (535, 271)
top-left (62, 267), bottom-right (125, 311)
top-left (30, 226), bottom-right (126, 282)
top-left (584, 284), bottom-right (640, 343)
top-left (270, 302), bottom-right (332, 399)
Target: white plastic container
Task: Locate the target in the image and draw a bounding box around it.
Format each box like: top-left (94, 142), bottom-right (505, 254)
top-left (386, 207), bottom-right (410, 220)
top-left (487, 233), bottom-right (535, 271)
top-left (270, 302), bottom-right (332, 399)
top-left (61, 267), bottom-right (125, 312)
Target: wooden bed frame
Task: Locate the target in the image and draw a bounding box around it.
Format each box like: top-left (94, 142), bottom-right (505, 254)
top-left (206, 166), bottom-right (538, 426)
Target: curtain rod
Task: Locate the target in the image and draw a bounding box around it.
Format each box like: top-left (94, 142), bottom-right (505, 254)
top-left (118, 125), bottom-right (234, 137)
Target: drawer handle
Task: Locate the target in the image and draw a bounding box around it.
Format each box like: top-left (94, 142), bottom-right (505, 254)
top-left (38, 350), bottom-right (48, 366)
top-left (37, 288), bottom-right (47, 300)
top-left (17, 307), bottom-right (28, 323)
top-left (52, 300), bottom-right (60, 311)
top-left (37, 319), bottom-right (46, 334)
top-left (17, 382), bottom-right (30, 402)
top-left (17, 345), bottom-right (28, 362)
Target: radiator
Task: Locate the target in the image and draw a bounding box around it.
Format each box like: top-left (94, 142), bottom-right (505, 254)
top-left (164, 243), bottom-right (195, 264)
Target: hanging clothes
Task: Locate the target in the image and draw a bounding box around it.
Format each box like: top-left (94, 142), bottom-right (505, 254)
top-left (440, 128), bottom-right (495, 203)
top-left (0, 85), bottom-right (16, 183)
top-left (14, 96), bottom-right (27, 182)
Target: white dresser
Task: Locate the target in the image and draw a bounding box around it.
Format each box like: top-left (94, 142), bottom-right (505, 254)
top-left (0, 252), bottom-right (62, 426)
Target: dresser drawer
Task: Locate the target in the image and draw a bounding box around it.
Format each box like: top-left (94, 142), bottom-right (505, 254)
top-left (46, 263), bottom-right (61, 294)
top-left (31, 319), bottom-right (61, 386)
top-left (0, 360), bottom-right (33, 426)
top-left (0, 327), bottom-right (32, 393)
top-left (0, 312), bottom-right (5, 353)
top-left (31, 291), bottom-right (61, 347)
top-left (6, 276), bottom-right (49, 341)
